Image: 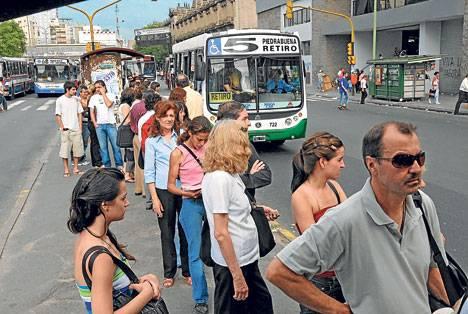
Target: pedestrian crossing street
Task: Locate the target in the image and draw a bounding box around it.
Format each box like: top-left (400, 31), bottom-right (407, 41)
top-left (7, 98), bottom-right (55, 112)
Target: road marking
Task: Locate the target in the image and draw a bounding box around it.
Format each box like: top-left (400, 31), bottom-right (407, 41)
top-left (37, 103), bottom-right (50, 111)
top-left (307, 97), bottom-right (337, 102)
top-left (21, 105), bottom-right (32, 111)
top-left (45, 99), bottom-right (55, 105)
top-left (8, 100), bottom-right (25, 109)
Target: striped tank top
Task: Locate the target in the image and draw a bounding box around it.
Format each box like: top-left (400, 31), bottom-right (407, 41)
top-left (76, 254), bottom-right (132, 314)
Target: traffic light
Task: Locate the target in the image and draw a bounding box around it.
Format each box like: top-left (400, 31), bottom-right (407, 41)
top-left (346, 42), bottom-right (354, 56)
top-left (286, 0), bottom-right (293, 20)
top-left (347, 55), bottom-right (356, 65)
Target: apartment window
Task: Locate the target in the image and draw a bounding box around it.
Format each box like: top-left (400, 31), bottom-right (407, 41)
top-left (284, 8), bottom-right (310, 27)
top-left (301, 41), bottom-right (311, 55)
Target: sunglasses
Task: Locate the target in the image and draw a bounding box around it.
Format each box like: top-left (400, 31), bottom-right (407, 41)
top-left (374, 151), bottom-right (426, 168)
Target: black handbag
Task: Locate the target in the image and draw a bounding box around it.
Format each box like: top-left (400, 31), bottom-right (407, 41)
top-left (117, 111), bottom-right (134, 148)
top-left (413, 192), bottom-right (468, 311)
top-left (200, 189), bottom-right (276, 267)
top-left (82, 246), bottom-right (169, 314)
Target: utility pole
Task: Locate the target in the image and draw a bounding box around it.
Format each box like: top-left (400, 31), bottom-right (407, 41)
top-left (67, 0), bottom-right (121, 51)
top-left (372, 0), bottom-right (377, 59)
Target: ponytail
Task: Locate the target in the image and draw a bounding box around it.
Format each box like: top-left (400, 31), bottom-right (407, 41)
top-left (291, 150), bottom-right (307, 193)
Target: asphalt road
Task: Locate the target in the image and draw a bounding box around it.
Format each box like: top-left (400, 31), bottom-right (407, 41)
top-left (255, 95), bottom-right (468, 269)
top-left (0, 93), bottom-right (467, 313)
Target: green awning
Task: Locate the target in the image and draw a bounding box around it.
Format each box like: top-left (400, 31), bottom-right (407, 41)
top-left (367, 55), bottom-right (443, 65)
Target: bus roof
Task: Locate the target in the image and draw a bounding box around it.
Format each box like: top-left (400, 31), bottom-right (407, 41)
top-left (0, 57), bottom-right (29, 62)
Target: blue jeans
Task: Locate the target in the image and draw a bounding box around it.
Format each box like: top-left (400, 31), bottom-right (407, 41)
top-left (299, 276), bottom-right (344, 313)
top-left (179, 198), bottom-right (209, 304)
top-left (339, 92), bottom-right (348, 106)
top-left (95, 123), bottom-right (123, 168)
top-left (81, 122), bottom-right (90, 160)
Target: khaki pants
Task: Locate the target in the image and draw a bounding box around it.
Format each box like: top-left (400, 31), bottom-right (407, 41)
top-left (133, 134), bottom-right (145, 196)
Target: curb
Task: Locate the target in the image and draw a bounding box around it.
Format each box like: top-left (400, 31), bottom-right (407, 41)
top-left (0, 135), bottom-right (57, 260)
top-left (312, 93), bottom-right (456, 114)
top-left (270, 221), bottom-right (297, 243)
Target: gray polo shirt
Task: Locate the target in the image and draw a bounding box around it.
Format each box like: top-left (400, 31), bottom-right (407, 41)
top-left (277, 178), bottom-right (446, 314)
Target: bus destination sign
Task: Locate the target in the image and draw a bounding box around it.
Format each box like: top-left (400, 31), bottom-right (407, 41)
top-left (207, 35), bottom-right (300, 56)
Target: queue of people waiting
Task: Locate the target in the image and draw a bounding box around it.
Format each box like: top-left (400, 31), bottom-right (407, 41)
top-left (62, 74), bottom-right (459, 314)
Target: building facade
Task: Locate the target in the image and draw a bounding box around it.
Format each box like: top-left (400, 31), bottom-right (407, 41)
top-left (78, 26), bottom-right (119, 46)
top-left (257, 0), bottom-right (468, 93)
top-left (169, 0), bottom-right (258, 44)
top-left (13, 16), bottom-right (38, 47)
top-left (257, 0), bottom-right (351, 88)
top-left (30, 9), bottom-right (58, 45)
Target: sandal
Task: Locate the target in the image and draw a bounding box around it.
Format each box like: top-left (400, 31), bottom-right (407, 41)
top-left (183, 276), bottom-right (192, 286)
top-left (163, 278), bottom-right (174, 288)
top-left (125, 178), bottom-right (135, 183)
top-left (73, 170), bottom-right (84, 175)
top-left (63, 172), bottom-right (71, 177)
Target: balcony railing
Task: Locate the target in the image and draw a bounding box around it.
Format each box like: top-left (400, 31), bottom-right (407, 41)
top-left (352, 0), bottom-right (429, 16)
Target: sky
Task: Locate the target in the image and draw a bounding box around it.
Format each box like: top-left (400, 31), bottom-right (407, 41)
top-left (58, 0), bottom-right (181, 40)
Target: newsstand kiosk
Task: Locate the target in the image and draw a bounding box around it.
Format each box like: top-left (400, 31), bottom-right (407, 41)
top-left (368, 55), bottom-right (441, 101)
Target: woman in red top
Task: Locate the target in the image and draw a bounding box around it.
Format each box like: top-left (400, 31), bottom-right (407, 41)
top-left (290, 132), bottom-right (347, 314)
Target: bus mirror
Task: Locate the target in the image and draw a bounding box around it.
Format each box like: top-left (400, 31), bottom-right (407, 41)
top-left (195, 60), bottom-right (205, 81)
top-left (303, 61), bottom-right (306, 78)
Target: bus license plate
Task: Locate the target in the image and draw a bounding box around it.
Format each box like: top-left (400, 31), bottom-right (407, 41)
top-left (252, 135), bottom-right (266, 142)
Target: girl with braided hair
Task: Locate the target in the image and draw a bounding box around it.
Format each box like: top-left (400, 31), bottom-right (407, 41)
top-left (290, 132), bottom-right (347, 314)
top-left (67, 168), bottom-right (161, 313)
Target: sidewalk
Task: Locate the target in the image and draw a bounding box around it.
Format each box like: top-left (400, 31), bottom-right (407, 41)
top-left (309, 87), bottom-right (468, 115)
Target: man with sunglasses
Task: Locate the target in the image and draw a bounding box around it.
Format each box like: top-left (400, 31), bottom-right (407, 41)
top-left (267, 121), bottom-right (449, 313)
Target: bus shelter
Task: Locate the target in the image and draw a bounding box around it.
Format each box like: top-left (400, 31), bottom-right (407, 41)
top-left (368, 55), bottom-right (441, 101)
top-left (80, 47), bottom-right (146, 97)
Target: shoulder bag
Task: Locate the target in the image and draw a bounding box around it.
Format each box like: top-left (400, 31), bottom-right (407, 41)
top-left (413, 192), bottom-right (468, 313)
top-left (117, 111), bottom-right (134, 148)
top-left (82, 246), bottom-right (169, 314)
top-left (199, 187), bottom-right (276, 267)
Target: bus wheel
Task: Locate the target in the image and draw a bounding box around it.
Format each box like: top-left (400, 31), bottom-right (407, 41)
top-left (271, 140), bottom-right (285, 146)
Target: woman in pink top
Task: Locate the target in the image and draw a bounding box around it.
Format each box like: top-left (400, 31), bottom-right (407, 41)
top-left (290, 132), bottom-right (347, 314)
top-left (167, 116), bottom-right (212, 313)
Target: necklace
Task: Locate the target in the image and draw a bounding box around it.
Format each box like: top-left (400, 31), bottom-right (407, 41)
top-left (85, 228), bottom-right (118, 255)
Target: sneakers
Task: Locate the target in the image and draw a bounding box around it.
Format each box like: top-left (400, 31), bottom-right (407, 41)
top-left (78, 160), bottom-right (90, 166)
top-left (193, 303), bottom-right (208, 314)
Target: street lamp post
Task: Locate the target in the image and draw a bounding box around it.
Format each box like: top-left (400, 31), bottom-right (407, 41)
top-left (67, 0), bottom-right (121, 51)
top-left (372, 0), bottom-right (377, 59)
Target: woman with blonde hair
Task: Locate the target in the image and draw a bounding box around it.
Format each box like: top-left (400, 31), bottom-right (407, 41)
top-left (291, 131), bottom-right (347, 314)
top-left (202, 120), bottom-right (273, 314)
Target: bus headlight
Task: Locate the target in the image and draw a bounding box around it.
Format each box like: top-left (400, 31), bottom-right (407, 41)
top-left (298, 112), bottom-right (303, 118)
top-left (285, 118), bottom-right (292, 126)
top-left (293, 115), bottom-right (298, 121)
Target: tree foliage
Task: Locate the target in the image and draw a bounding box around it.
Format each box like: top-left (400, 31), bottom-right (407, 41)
top-left (0, 21), bottom-right (26, 57)
top-left (135, 44), bottom-right (169, 63)
top-left (143, 21), bottom-right (166, 29)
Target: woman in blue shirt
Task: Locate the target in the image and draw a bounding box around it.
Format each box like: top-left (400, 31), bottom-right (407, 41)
top-left (144, 100), bottom-right (191, 289)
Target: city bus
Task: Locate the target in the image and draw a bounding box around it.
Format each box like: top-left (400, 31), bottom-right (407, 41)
top-left (0, 57), bottom-right (32, 99)
top-left (123, 55), bottom-right (157, 82)
top-left (172, 29), bottom-right (307, 144)
top-left (33, 57), bottom-right (76, 97)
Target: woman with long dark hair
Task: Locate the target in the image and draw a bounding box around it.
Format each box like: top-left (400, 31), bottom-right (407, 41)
top-left (68, 168), bottom-right (160, 313)
top-left (167, 116), bottom-right (212, 313)
top-left (118, 88), bottom-right (136, 183)
top-left (144, 100), bottom-right (191, 288)
top-left (290, 132), bottom-right (347, 314)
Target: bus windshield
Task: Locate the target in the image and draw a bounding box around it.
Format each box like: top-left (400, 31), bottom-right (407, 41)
top-left (207, 56), bottom-right (302, 111)
top-left (35, 65), bottom-right (70, 82)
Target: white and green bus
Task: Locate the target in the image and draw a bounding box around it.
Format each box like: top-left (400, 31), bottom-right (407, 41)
top-left (172, 29), bottom-right (307, 144)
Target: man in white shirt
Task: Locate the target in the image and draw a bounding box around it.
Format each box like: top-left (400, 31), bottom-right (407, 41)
top-left (89, 80), bottom-right (123, 169)
top-left (55, 81), bottom-right (84, 177)
top-left (454, 74), bottom-right (468, 115)
top-left (176, 74), bottom-right (203, 119)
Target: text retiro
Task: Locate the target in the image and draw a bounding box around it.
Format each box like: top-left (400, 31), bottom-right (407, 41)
top-left (262, 37), bottom-right (299, 52)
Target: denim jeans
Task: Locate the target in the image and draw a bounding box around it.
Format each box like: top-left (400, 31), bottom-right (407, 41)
top-left (81, 122), bottom-right (90, 160)
top-left (339, 92), bottom-right (348, 106)
top-left (0, 94), bottom-right (7, 111)
top-left (95, 123), bottom-right (123, 168)
top-left (299, 276), bottom-right (344, 314)
top-left (179, 198), bottom-right (209, 304)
